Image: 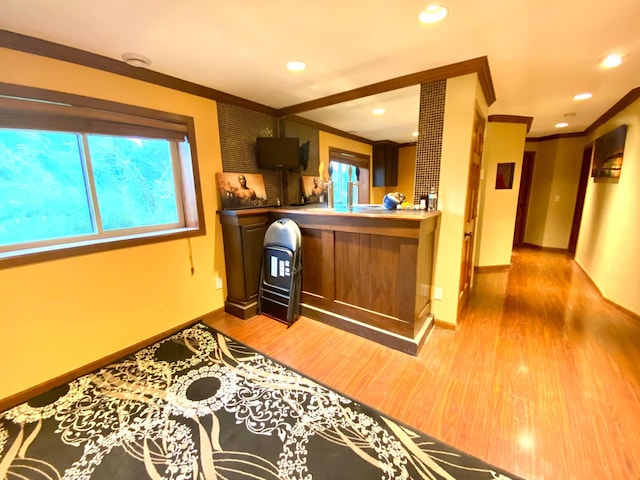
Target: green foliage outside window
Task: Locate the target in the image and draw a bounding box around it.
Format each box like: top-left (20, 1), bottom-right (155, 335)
top-left (0, 129), bottom-right (181, 249)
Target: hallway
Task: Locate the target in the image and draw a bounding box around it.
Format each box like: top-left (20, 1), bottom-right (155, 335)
top-left (205, 247), bottom-right (640, 479)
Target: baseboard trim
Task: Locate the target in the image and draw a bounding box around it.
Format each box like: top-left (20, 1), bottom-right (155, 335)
top-left (573, 262), bottom-right (640, 322)
top-left (475, 265), bottom-right (511, 273)
top-left (521, 243), bottom-right (569, 254)
top-left (0, 308), bottom-right (224, 413)
top-left (300, 304), bottom-right (433, 356)
top-left (603, 297), bottom-right (640, 321)
top-left (434, 319), bottom-right (456, 330)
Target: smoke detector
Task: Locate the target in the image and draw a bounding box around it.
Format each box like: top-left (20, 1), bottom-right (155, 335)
top-left (121, 53), bottom-right (152, 68)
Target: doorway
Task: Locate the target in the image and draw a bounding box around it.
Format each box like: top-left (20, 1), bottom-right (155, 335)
top-left (567, 145), bottom-right (592, 255)
top-left (328, 147), bottom-right (370, 205)
top-left (513, 151), bottom-right (535, 247)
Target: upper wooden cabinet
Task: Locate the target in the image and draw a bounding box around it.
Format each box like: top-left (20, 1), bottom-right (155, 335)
top-left (372, 141), bottom-right (399, 187)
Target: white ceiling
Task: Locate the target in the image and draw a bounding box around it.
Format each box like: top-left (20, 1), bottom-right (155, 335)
top-left (1, 0), bottom-right (639, 142)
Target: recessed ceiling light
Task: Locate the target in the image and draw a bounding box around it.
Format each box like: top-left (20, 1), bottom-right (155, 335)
top-left (564, 112), bottom-right (576, 117)
top-left (573, 92), bottom-right (592, 101)
top-left (372, 108), bottom-right (386, 116)
top-left (412, 131), bottom-right (419, 137)
top-left (419, 5), bottom-right (448, 24)
top-left (555, 122), bottom-right (569, 128)
top-left (286, 61), bottom-right (306, 72)
top-left (122, 53), bottom-right (151, 68)
top-left (601, 54), bottom-right (622, 68)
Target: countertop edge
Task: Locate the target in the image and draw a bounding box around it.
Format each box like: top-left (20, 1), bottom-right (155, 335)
top-left (217, 206), bottom-right (441, 221)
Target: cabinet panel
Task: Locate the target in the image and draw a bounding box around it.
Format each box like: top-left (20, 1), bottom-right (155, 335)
top-left (219, 210), bottom-right (269, 319)
top-left (373, 142), bottom-right (399, 187)
top-left (241, 223), bottom-right (268, 301)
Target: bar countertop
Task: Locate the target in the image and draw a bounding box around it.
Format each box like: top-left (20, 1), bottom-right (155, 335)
top-left (218, 204), bottom-right (440, 221)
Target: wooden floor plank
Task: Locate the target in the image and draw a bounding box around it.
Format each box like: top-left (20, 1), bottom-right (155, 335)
top-left (203, 247), bottom-right (640, 480)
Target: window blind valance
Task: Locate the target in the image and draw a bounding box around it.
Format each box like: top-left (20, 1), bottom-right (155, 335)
top-left (0, 96), bottom-right (187, 141)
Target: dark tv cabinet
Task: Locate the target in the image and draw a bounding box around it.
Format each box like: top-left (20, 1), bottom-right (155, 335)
top-left (218, 209), bottom-right (269, 318)
top-left (372, 141), bottom-right (399, 187)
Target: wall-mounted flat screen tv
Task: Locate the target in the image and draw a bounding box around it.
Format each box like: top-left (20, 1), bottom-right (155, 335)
top-left (591, 125), bottom-right (627, 179)
top-left (256, 137), bottom-right (300, 170)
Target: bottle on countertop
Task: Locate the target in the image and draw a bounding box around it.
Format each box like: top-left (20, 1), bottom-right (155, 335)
top-left (427, 188), bottom-right (438, 211)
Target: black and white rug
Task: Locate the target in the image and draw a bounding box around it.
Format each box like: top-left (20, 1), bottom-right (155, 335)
top-left (0, 323), bottom-right (521, 479)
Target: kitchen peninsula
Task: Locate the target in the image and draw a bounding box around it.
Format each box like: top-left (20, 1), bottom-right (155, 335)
top-left (218, 205), bottom-right (440, 354)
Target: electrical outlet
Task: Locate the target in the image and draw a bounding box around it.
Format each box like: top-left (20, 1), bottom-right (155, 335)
top-left (433, 286), bottom-right (443, 301)
top-left (215, 277), bottom-right (223, 290)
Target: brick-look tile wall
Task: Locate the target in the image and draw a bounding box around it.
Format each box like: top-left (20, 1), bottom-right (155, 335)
top-left (216, 103), bottom-right (319, 205)
top-left (217, 103), bottom-right (281, 204)
top-left (414, 80), bottom-right (446, 206)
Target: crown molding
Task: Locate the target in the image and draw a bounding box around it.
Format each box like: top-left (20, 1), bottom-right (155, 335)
top-left (525, 132), bottom-right (585, 142)
top-left (0, 29), bottom-right (279, 116)
top-left (1, 29), bottom-right (496, 125)
top-left (584, 86), bottom-right (640, 135)
top-left (488, 115), bottom-right (533, 133)
top-left (13, 28), bottom-right (638, 146)
top-left (525, 87), bottom-right (640, 142)
top-left (277, 56), bottom-right (496, 117)
top-left (285, 115), bottom-right (373, 145)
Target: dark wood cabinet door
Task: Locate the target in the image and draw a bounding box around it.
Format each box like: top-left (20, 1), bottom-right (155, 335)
top-left (373, 142), bottom-right (399, 187)
top-left (219, 210), bottom-right (269, 318)
top-left (241, 223), bottom-right (267, 301)
top-left (387, 145), bottom-right (398, 186)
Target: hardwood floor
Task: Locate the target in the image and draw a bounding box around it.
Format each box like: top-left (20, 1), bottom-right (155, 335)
top-left (203, 247), bottom-right (640, 480)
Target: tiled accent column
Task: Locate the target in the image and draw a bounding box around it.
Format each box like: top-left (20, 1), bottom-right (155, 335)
top-left (414, 80), bottom-right (446, 205)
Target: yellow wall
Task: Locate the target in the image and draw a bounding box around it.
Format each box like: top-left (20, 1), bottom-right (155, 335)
top-left (431, 73), bottom-right (487, 326)
top-left (543, 138), bottom-right (585, 247)
top-left (523, 138), bottom-right (585, 248)
top-left (371, 186), bottom-right (386, 204)
top-left (0, 48), bottom-right (226, 400)
top-left (522, 141), bottom-right (551, 245)
top-left (575, 98), bottom-right (640, 315)
top-left (476, 122), bottom-right (527, 267)
top-left (370, 145), bottom-right (416, 204)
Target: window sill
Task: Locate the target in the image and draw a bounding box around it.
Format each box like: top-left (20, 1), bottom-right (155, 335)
top-left (0, 226), bottom-right (205, 270)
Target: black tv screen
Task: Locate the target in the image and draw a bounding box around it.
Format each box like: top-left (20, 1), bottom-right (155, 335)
top-left (256, 137), bottom-right (300, 170)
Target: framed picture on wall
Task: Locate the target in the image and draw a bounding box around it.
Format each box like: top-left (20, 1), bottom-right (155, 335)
top-left (591, 125), bottom-right (627, 179)
top-left (495, 162), bottom-right (515, 189)
top-left (216, 172), bottom-right (268, 209)
top-left (301, 176), bottom-right (326, 203)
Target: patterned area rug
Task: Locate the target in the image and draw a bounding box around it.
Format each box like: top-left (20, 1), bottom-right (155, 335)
top-left (0, 323), bottom-right (522, 479)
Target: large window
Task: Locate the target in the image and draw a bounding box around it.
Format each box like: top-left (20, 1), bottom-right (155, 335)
top-left (0, 84), bottom-right (204, 267)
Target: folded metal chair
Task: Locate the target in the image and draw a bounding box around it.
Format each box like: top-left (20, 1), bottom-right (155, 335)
top-left (257, 218), bottom-right (302, 327)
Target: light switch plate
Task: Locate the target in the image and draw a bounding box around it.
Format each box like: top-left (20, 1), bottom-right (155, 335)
top-left (433, 286), bottom-right (443, 301)
top-left (215, 277), bottom-right (223, 290)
